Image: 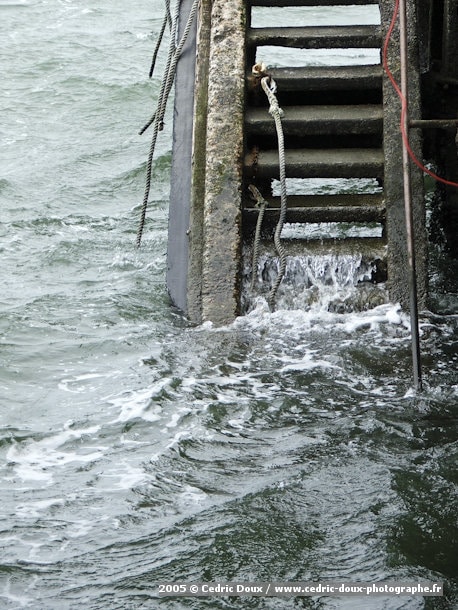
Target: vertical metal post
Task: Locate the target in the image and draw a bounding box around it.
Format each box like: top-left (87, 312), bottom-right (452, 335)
top-left (399, 0), bottom-right (423, 391)
top-left (167, 0), bottom-right (198, 314)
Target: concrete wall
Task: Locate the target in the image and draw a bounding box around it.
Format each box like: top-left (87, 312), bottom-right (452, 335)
top-left (379, 0), bottom-right (428, 309)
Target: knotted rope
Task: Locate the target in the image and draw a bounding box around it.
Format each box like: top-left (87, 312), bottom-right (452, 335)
top-left (260, 74), bottom-right (288, 310)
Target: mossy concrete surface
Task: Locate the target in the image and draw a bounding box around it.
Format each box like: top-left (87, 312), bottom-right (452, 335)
top-left (380, 0), bottom-right (428, 309)
top-left (197, 0), bottom-right (246, 325)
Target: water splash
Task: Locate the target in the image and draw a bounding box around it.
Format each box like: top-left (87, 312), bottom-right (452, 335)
top-left (243, 250), bottom-right (388, 313)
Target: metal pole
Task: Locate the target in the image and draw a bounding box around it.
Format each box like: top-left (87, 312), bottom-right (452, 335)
top-left (399, 0), bottom-right (423, 391)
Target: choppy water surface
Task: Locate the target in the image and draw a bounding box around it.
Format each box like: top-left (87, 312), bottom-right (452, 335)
top-left (1, 1), bottom-right (457, 609)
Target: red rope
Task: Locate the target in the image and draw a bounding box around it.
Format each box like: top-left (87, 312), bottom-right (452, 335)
top-left (382, 0), bottom-right (458, 189)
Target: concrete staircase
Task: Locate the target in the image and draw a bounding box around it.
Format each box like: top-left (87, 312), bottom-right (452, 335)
top-left (242, 0), bottom-right (389, 295)
top-left (167, 0), bottom-right (427, 324)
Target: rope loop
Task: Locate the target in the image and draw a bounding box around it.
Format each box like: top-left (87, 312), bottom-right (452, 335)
top-left (256, 67), bottom-right (288, 309)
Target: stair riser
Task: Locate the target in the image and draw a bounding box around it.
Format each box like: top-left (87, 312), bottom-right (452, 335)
top-left (246, 118), bottom-right (383, 137)
top-left (248, 25), bottom-right (382, 49)
top-left (266, 66), bottom-right (383, 92)
top-left (252, 237), bottom-right (387, 258)
top-left (243, 206), bottom-right (385, 225)
top-left (244, 193), bottom-right (384, 209)
top-left (246, 158), bottom-right (384, 180)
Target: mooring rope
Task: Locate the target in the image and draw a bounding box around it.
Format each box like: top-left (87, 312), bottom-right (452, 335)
top-left (248, 184), bottom-right (268, 289)
top-left (158, 0), bottom-right (199, 127)
top-left (139, 0), bottom-right (176, 138)
top-left (136, 0), bottom-right (199, 247)
top-left (148, 0), bottom-right (173, 79)
top-left (260, 74), bottom-right (288, 309)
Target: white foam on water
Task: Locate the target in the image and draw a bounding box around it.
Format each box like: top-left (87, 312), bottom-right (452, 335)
top-left (96, 461), bottom-right (148, 491)
top-left (64, 518), bottom-right (94, 539)
top-left (15, 497), bottom-right (65, 519)
top-left (340, 303), bottom-right (408, 334)
top-left (110, 250), bottom-right (145, 269)
top-left (58, 371), bottom-right (117, 393)
top-left (6, 422), bottom-right (104, 484)
top-left (232, 300), bottom-right (406, 338)
top-left (175, 484), bottom-right (208, 511)
top-left (107, 379), bottom-right (170, 423)
top-left (165, 412), bottom-right (181, 428)
top-left (227, 408), bottom-right (253, 430)
top-left (204, 301), bottom-right (414, 400)
top-left (149, 422), bottom-right (215, 462)
top-left (280, 348), bottom-right (339, 373)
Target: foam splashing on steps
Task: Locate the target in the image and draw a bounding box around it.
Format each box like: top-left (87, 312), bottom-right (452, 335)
top-left (242, 250), bottom-right (388, 313)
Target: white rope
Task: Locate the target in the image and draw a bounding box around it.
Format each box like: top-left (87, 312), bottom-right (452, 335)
top-left (260, 75), bottom-right (288, 309)
top-left (248, 184), bottom-right (269, 289)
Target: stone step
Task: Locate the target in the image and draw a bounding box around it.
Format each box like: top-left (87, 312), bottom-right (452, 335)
top-left (244, 205), bottom-right (384, 225)
top-left (247, 25), bottom-right (381, 49)
top-left (255, 236), bottom-right (387, 260)
top-left (243, 193), bottom-right (385, 224)
top-left (245, 148), bottom-right (384, 179)
top-left (245, 104), bottom-right (383, 136)
top-left (267, 64), bottom-right (382, 92)
top-left (244, 193), bottom-right (384, 209)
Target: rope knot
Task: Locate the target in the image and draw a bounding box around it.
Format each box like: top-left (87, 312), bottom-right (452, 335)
top-left (268, 98), bottom-right (284, 119)
top-left (248, 184), bottom-right (269, 209)
top-left (260, 75), bottom-right (284, 118)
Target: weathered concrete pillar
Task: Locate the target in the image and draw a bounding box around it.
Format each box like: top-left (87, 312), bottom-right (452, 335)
top-left (168, 0), bottom-right (246, 325)
top-left (186, 0), bottom-right (212, 323)
top-left (194, 0), bottom-right (246, 325)
top-left (379, 0), bottom-right (428, 309)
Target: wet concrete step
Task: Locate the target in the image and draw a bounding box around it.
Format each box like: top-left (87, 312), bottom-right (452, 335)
top-left (247, 25), bottom-right (381, 49)
top-left (245, 148), bottom-right (384, 179)
top-left (245, 104), bottom-right (383, 136)
top-left (255, 236), bottom-right (387, 259)
top-left (250, 0), bottom-right (378, 5)
top-left (243, 193), bottom-right (385, 224)
top-left (267, 64), bottom-right (382, 92)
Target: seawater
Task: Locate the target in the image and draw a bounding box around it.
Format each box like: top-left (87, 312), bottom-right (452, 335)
top-left (1, 1), bottom-right (457, 609)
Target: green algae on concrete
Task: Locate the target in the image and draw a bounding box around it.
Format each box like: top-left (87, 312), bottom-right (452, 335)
top-left (191, 0), bottom-right (247, 325)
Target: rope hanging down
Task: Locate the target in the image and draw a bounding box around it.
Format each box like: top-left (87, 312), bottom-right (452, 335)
top-left (136, 0), bottom-right (199, 248)
top-left (248, 184), bottom-right (268, 290)
top-left (259, 71), bottom-right (288, 310)
top-left (148, 2), bottom-right (172, 79)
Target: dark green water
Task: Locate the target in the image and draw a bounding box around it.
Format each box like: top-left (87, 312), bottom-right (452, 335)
top-left (1, 1), bottom-right (457, 608)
